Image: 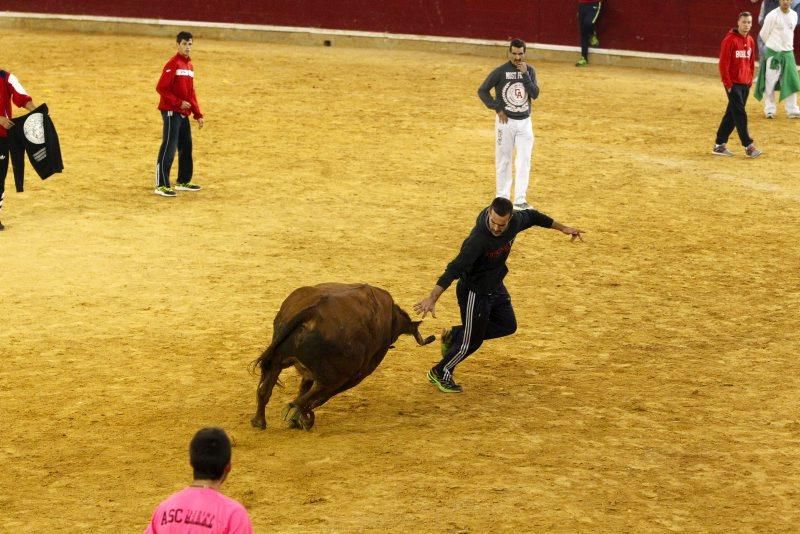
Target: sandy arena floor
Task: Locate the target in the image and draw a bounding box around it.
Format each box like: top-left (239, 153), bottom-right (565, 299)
top-left (2, 28), bottom-right (800, 532)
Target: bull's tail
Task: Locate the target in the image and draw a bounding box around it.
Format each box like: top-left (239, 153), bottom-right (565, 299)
top-left (249, 306), bottom-right (317, 376)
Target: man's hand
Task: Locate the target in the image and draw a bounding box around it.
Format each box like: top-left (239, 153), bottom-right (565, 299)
top-left (180, 100), bottom-right (191, 110)
top-left (196, 117), bottom-right (204, 129)
top-left (413, 296), bottom-right (437, 319)
top-left (560, 226), bottom-right (585, 242)
top-left (516, 60), bottom-right (529, 74)
top-left (552, 221), bottom-right (585, 242)
top-left (0, 117), bottom-right (14, 129)
top-left (497, 110), bottom-right (509, 124)
top-left (414, 285), bottom-right (444, 319)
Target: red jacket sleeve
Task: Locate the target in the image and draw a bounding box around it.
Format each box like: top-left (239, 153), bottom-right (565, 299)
top-left (189, 88), bottom-right (202, 119)
top-left (8, 73), bottom-right (32, 109)
top-left (187, 61), bottom-right (202, 119)
top-left (156, 62), bottom-right (182, 108)
top-left (719, 36), bottom-right (733, 90)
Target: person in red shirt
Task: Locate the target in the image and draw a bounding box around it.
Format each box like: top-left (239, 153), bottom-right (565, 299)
top-left (0, 69), bottom-right (37, 230)
top-left (154, 31), bottom-right (204, 197)
top-left (713, 12), bottom-right (762, 158)
top-left (144, 427), bottom-right (253, 534)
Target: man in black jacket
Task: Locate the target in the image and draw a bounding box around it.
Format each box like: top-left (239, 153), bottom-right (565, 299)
top-left (414, 197), bottom-right (583, 393)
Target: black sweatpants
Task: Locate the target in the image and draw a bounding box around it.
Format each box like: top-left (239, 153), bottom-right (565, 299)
top-left (434, 281), bottom-right (518, 382)
top-left (578, 2), bottom-right (602, 60)
top-left (715, 84), bottom-right (753, 148)
top-left (155, 110), bottom-right (193, 188)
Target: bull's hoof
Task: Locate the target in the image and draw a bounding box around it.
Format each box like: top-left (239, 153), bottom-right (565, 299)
top-left (282, 403), bottom-right (296, 421)
top-left (287, 418), bottom-right (302, 429)
top-left (282, 404), bottom-right (302, 429)
top-left (250, 416), bottom-right (267, 430)
top-left (282, 404), bottom-right (315, 430)
top-left (298, 410), bottom-right (315, 430)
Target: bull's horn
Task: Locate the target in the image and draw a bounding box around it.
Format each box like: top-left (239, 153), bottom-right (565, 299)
top-left (413, 331), bottom-right (436, 346)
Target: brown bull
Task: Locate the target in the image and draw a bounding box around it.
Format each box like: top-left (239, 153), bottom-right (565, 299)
top-left (250, 283), bottom-right (434, 430)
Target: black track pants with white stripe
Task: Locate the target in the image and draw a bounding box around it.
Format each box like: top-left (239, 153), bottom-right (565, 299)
top-left (155, 111), bottom-right (193, 188)
top-left (578, 2), bottom-right (601, 60)
top-left (435, 281), bottom-right (518, 382)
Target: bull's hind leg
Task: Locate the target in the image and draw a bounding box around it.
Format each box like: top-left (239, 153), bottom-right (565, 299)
top-left (250, 361), bottom-right (284, 430)
top-left (283, 379), bottom-right (346, 431)
top-left (282, 377), bottom-right (314, 429)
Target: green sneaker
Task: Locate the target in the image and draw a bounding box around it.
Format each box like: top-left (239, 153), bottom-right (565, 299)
top-left (427, 368), bottom-right (463, 393)
top-left (590, 32), bottom-right (600, 47)
top-left (575, 57), bottom-right (588, 67)
top-left (154, 186), bottom-right (177, 197)
top-left (175, 182), bottom-right (202, 191)
top-left (440, 328), bottom-right (454, 357)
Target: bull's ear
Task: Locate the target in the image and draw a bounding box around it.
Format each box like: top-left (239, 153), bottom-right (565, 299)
top-left (412, 320), bottom-right (422, 327)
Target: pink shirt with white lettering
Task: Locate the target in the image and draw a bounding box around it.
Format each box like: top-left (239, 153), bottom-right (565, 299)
top-left (144, 487), bottom-right (253, 534)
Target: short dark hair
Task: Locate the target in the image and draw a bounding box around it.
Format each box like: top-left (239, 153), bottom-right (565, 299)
top-left (509, 38), bottom-right (526, 52)
top-left (490, 197), bottom-right (514, 217)
top-left (189, 427), bottom-right (231, 480)
top-left (176, 31), bottom-right (193, 43)
top-left (738, 11), bottom-right (752, 19)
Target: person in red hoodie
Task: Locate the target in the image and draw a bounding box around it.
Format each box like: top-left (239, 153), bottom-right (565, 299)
top-left (154, 31), bottom-right (204, 197)
top-left (713, 12), bottom-right (762, 158)
top-left (0, 69), bottom-right (37, 230)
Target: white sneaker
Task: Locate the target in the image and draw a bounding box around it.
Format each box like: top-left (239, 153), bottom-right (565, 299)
top-left (788, 112), bottom-right (800, 119)
top-left (513, 202), bottom-right (532, 210)
top-left (765, 112), bottom-right (775, 119)
top-left (712, 144), bottom-right (734, 157)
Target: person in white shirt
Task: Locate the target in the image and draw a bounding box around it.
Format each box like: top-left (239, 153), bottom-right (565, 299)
top-left (754, 0), bottom-right (800, 118)
top-left (750, 0), bottom-right (800, 61)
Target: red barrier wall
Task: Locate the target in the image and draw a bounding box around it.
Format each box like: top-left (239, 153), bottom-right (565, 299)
top-left (0, 0), bottom-right (769, 57)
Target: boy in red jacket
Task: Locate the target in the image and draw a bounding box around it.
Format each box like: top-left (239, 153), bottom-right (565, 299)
top-left (154, 31), bottom-right (204, 197)
top-left (0, 69), bottom-right (37, 230)
top-left (713, 12), bottom-right (762, 158)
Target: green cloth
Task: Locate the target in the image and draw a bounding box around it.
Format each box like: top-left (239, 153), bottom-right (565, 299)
top-left (755, 48), bottom-right (800, 102)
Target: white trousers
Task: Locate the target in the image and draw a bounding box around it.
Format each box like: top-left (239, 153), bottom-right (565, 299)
top-left (495, 116), bottom-right (534, 205)
top-left (763, 56), bottom-right (800, 115)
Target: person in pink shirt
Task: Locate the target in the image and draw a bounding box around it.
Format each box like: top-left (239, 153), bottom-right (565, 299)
top-left (144, 427), bottom-right (253, 534)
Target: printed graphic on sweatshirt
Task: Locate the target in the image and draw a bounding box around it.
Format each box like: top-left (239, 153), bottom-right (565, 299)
top-left (502, 82), bottom-right (530, 113)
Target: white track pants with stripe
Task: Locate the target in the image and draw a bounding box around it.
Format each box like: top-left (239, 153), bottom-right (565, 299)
top-left (495, 116), bottom-right (534, 205)
top-left (763, 56), bottom-right (800, 116)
